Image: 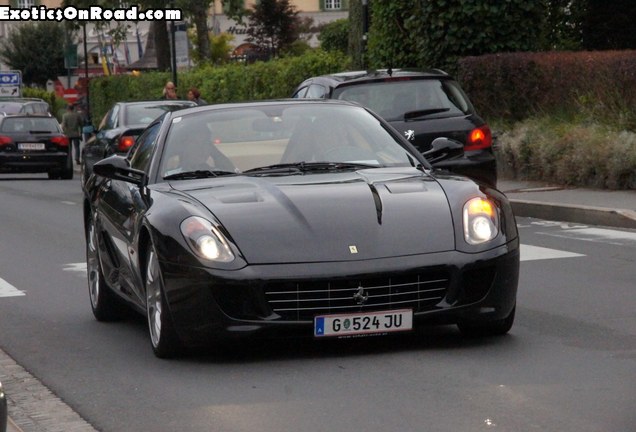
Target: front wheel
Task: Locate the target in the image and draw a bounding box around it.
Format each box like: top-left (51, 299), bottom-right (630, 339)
top-left (86, 213), bottom-right (122, 321)
top-left (145, 243), bottom-right (182, 358)
top-left (457, 305), bottom-right (515, 337)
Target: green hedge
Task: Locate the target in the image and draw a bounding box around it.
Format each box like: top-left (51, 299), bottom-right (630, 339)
top-left (88, 50), bottom-right (350, 125)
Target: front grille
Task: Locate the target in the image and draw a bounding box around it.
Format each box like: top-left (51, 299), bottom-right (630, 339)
top-left (264, 272), bottom-right (449, 321)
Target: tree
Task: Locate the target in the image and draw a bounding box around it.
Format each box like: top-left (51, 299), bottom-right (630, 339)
top-left (348, 0), bottom-right (365, 69)
top-left (367, 1), bottom-right (546, 72)
top-left (318, 18), bottom-right (349, 53)
top-left (0, 22), bottom-right (66, 87)
top-left (176, 0), bottom-right (211, 61)
top-left (582, 0), bottom-right (636, 50)
top-left (246, 0), bottom-right (302, 57)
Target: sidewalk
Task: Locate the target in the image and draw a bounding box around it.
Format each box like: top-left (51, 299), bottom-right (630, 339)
top-left (498, 179), bottom-right (636, 229)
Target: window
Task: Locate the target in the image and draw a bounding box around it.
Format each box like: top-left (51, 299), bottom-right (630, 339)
top-left (16, 0), bottom-right (37, 8)
top-left (324, 0), bottom-right (341, 10)
top-left (129, 123), bottom-right (161, 172)
top-left (306, 84), bottom-right (327, 98)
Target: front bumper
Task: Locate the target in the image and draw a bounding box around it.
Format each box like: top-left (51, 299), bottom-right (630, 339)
top-left (0, 151), bottom-right (69, 173)
top-left (160, 240), bottom-right (520, 347)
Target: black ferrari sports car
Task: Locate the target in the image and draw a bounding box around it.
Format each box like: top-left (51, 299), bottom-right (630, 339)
top-left (83, 99), bottom-right (519, 358)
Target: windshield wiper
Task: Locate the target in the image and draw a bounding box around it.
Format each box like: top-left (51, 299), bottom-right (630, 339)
top-left (163, 169), bottom-right (236, 180)
top-left (403, 108), bottom-right (450, 120)
top-left (244, 161), bottom-right (379, 175)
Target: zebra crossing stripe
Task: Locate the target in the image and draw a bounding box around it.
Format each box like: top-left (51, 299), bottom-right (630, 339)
top-left (0, 277), bottom-right (25, 297)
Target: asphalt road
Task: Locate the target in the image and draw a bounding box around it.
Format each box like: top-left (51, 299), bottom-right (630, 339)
top-left (0, 174), bottom-right (635, 432)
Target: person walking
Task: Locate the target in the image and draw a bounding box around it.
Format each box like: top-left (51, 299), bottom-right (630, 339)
top-left (187, 87), bottom-right (207, 105)
top-left (61, 104), bottom-right (83, 164)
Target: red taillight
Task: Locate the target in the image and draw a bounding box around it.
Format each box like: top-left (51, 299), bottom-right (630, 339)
top-left (118, 135), bottom-right (135, 152)
top-left (466, 125), bottom-right (492, 151)
top-left (51, 136), bottom-right (69, 146)
top-left (0, 135), bottom-right (12, 145)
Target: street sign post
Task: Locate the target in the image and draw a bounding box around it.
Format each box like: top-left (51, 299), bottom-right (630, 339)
top-left (0, 71), bottom-right (21, 98)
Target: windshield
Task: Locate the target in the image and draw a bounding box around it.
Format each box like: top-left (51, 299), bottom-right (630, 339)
top-left (333, 79), bottom-right (474, 121)
top-left (0, 117), bottom-right (60, 133)
top-left (159, 103), bottom-right (421, 179)
top-left (125, 103), bottom-right (193, 126)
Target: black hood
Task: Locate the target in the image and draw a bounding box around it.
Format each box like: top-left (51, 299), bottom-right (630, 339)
top-left (172, 168), bottom-right (455, 264)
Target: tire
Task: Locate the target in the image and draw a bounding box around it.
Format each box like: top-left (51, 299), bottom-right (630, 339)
top-left (457, 305), bottom-right (515, 337)
top-left (86, 212), bottom-right (122, 321)
top-left (145, 243), bottom-right (182, 358)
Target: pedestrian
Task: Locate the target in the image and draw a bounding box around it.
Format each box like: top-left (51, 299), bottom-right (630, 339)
top-left (162, 81), bottom-right (178, 100)
top-left (187, 87), bottom-right (207, 105)
top-left (61, 104), bottom-right (83, 164)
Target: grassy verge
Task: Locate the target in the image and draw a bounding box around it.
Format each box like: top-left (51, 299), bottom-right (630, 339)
top-left (494, 117), bottom-right (636, 190)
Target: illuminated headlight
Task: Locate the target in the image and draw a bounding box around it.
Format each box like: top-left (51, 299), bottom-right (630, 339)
top-left (180, 216), bottom-right (235, 262)
top-left (463, 197), bottom-right (499, 245)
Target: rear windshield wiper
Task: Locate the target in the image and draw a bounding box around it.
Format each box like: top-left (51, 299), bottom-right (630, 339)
top-left (403, 108), bottom-right (450, 120)
top-left (244, 161), bottom-right (379, 175)
top-left (163, 169), bottom-right (236, 180)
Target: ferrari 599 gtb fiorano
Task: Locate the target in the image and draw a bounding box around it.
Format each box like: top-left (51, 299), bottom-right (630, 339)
top-left (83, 100), bottom-right (519, 358)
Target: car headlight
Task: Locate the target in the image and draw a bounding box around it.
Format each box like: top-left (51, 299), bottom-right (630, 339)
top-left (463, 197), bottom-right (499, 245)
top-left (180, 216), bottom-right (235, 262)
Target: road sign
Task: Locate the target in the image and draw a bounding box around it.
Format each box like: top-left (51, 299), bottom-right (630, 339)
top-left (0, 70), bottom-right (21, 97)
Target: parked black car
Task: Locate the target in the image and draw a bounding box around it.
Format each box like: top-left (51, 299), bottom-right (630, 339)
top-left (81, 100), bottom-right (196, 185)
top-left (0, 97), bottom-right (50, 115)
top-left (84, 99), bottom-right (519, 358)
top-left (292, 69), bottom-right (497, 187)
top-left (0, 113), bottom-right (73, 179)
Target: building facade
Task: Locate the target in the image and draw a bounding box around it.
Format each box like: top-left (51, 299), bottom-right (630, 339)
top-left (0, 0), bottom-right (348, 87)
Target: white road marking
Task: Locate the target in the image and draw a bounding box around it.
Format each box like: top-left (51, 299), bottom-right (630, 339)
top-left (63, 263), bottom-right (87, 273)
top-left (520, 244), bottom-right (585, 262)
top-left (0, 277), bottom-right (25, 297)
top-left (60, 201), bottom-right (76, 206)
top-left (537, 227), bottom-right (636, 246)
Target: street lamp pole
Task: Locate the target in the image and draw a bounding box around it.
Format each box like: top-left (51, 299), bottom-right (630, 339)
top-left (83, 22), bottom-right (90, 122)
top-left (170, 4), bottom-right (177, 86)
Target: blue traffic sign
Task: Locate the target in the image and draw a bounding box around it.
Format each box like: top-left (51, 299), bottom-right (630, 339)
top-left (0, 71), bottom-right (20, 85)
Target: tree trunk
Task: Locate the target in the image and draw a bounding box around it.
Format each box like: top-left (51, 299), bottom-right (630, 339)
top-left (153, 21), bottom-right (171, 71)
top-left (194, 12), bottom-right (210, 61)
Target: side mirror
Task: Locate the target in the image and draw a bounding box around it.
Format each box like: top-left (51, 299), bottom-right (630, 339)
top-left (93, 155), bottom-right (145, 186)
top-left (422, 137), bottom-right (464, 165)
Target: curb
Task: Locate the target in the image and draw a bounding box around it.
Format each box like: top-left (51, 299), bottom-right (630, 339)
top-left (510, 199), bottom-right (636, 229)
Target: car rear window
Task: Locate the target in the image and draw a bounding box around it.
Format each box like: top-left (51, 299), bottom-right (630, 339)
top-left (333, 79), bottom-right (474, 121)
top-left (0, 117), bottom-right (60, 133)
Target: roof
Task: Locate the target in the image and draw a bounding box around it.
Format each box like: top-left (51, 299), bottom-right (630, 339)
top-left (309, 68), bottom-right (452, 85)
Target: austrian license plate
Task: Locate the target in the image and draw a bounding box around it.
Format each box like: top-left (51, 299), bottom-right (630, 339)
top-left (18, 143), bottom-right (45, 151)
top-left (314, 309), bottom-right (413, 337)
